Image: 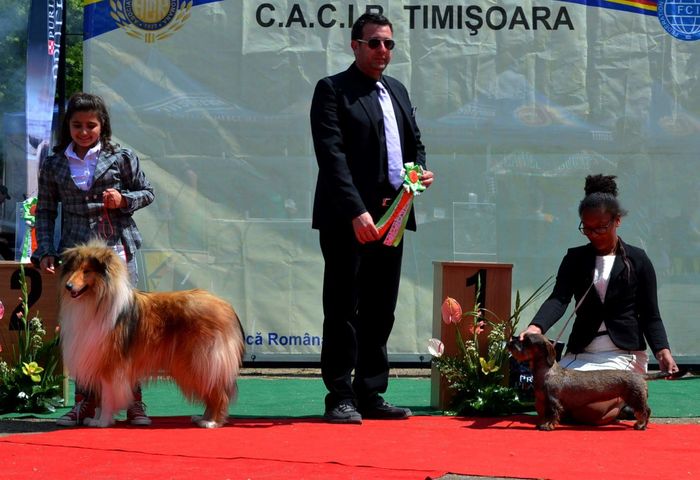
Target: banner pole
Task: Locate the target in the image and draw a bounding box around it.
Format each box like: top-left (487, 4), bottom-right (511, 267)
top-left (57, 1), bottom-right (67, 128)
top-left (25, 0), bottom-right (62, 197)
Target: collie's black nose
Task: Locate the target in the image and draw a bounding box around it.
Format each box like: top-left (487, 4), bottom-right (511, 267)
top-left (65, 282), bottom-right (73, 291)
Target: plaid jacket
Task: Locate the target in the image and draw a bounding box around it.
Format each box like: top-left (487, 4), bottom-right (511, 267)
top-left (35, 147), bottom-right (155, 259)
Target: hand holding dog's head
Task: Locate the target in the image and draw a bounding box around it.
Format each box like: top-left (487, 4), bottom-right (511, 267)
top-left (508, 333), bottom-right (557, 367)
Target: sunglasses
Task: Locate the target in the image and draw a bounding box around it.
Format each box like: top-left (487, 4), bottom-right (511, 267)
top-left (356, 38), bottom-right (395, 50)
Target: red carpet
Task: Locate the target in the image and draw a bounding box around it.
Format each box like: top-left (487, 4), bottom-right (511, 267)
top-left (2, 415), bottom-right (698, 479)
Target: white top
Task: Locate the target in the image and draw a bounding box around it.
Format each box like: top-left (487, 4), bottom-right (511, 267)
top-left (593, 254), bottom-right (616, 303)
top-left (66, 142), bottom-right (101, 191)
top-left (586, 254), bottom-right (617, 340)
top-left (581, 253), bottom-right (646, 362)
top-left (592, 253), bottom-right (616, 338)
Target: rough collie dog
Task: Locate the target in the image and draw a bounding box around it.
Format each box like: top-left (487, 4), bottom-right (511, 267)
top-left (58, 239), bottom-right (244, 428)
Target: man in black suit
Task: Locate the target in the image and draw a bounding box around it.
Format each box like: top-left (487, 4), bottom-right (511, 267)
top-left (310, 12), bottom-right (434, 424)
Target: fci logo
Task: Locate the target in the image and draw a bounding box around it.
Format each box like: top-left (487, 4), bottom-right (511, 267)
top-left (658, 0), bottom-right (700, 41)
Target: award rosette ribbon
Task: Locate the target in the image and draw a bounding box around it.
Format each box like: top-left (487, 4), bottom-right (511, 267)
top-left (375, 163), bottom-right (426, 247)
top-left (21, 196), bottom-right (38, 263)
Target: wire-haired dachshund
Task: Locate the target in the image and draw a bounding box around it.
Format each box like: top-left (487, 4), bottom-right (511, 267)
top-left (507, 333), bottom-right (667, 431)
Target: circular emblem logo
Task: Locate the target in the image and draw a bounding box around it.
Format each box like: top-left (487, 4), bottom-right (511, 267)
top-left (658, 0), bottom-right (700, 41)
top-left (111, 0), bottom-right (193, 43)
top-left (124, 0), bottom-right (178, 31)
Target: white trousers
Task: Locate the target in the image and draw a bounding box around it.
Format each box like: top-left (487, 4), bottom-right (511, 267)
top-left (559, 333), bottom-right (648, 374)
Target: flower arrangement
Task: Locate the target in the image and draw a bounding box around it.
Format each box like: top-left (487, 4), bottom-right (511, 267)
top-left (428, 275), bottom-right (553, 416)
top-left (0, 265), bottom-right (64, 413)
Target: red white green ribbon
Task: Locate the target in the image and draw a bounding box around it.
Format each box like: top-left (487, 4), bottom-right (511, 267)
top-left (376, 163), bottom-right (426, 247)
top-left (21, 197), bottom-right (38, 263)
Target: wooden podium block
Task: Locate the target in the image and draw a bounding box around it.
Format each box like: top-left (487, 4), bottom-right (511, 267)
top-left (0, 261), bottom-right (66, 402)
top-left (431, 261), bottom-right (512, 410)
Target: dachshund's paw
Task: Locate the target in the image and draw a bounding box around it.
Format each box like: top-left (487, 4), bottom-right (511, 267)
top-left (537, 422), bottom-right (556, 431)
top-left (633, 421), bottom-right (647, 430)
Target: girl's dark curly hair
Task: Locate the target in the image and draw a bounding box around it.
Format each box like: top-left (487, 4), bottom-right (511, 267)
top-left (53, 92), bottom-right (118, 155)
top-left (578, 174), bottom-right (628, 218)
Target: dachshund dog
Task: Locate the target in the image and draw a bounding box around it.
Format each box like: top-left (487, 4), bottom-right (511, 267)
top-left (507, 333), bottom-right (667, 431)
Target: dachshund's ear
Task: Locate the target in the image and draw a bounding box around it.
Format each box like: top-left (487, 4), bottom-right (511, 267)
top-left (545, 340), bottom-right (556, 367)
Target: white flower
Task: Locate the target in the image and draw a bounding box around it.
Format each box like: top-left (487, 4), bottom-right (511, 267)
top-left (30, 316), bottom-right (45, 333)
top-left (427, 338), bottom-right (445, 358)
top-left (17, 391), bottom-right (28, 399)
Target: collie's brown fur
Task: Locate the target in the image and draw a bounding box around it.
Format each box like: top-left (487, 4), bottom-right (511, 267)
top-left (58, 239), bottom-right (244, 428)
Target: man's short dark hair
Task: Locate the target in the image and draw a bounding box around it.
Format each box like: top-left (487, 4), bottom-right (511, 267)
top-left (351, 13), bottom-right (393, 40)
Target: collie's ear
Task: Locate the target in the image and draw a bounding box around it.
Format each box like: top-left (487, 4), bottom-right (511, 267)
top-left (59, 248), bottom-right (78, 275)
top-left (89, 254), bottom-right (110, 276)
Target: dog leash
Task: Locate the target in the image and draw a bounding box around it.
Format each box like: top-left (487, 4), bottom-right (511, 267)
top-left (553, 280), bottom-right (594, 345)
top-left (99, 204), bottom-right (115, 240)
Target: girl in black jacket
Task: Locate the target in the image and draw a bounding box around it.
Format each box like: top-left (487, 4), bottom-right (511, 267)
top-left (519, 174), bottom-right (678, 424)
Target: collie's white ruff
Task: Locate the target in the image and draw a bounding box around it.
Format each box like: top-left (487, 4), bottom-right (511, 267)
top-left (59, 240), bottom-right (244, 428)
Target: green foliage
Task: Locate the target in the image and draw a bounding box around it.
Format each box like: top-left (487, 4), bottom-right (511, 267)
top-left (0, 0), bottom-right (83, 169)
top-left (431, 275), bottom-right (554, 416)
top-left (0, 0), bottom-right (83, 112)
top-left (65, 0), bottom-right (84, 97)
top-left (0, 265), bottom-right (64, 413)
top-left (65, 39), bottom-right (84, 97)
top-left (0, 0), bottom-right (29, 114)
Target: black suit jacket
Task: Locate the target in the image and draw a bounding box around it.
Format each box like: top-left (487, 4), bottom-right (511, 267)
top-left (309, 63), bottom-right (426, 230)
top-left (531, 239), bottom-right (671, 355)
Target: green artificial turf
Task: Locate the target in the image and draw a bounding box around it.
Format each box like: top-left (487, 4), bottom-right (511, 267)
top-left (2, 375), bottom-right (698, 420)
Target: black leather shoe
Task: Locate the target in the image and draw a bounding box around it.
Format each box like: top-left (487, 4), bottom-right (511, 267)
top-left (359, 397), bottom-right (412, 420)
top-left (324, 400), bottom-right (362, 424)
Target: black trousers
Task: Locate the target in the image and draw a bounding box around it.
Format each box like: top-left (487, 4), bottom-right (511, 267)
top-left (319, 226), bottom-right (404, 410)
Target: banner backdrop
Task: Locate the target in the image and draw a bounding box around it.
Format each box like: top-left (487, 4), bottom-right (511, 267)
top-left (25, 0), bottom-right (63, 200)
top-left (83, 0), bottom-right (700, 362)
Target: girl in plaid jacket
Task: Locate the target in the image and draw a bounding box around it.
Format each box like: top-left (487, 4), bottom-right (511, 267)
top-left (35, 92), bottom-right (155, 427)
